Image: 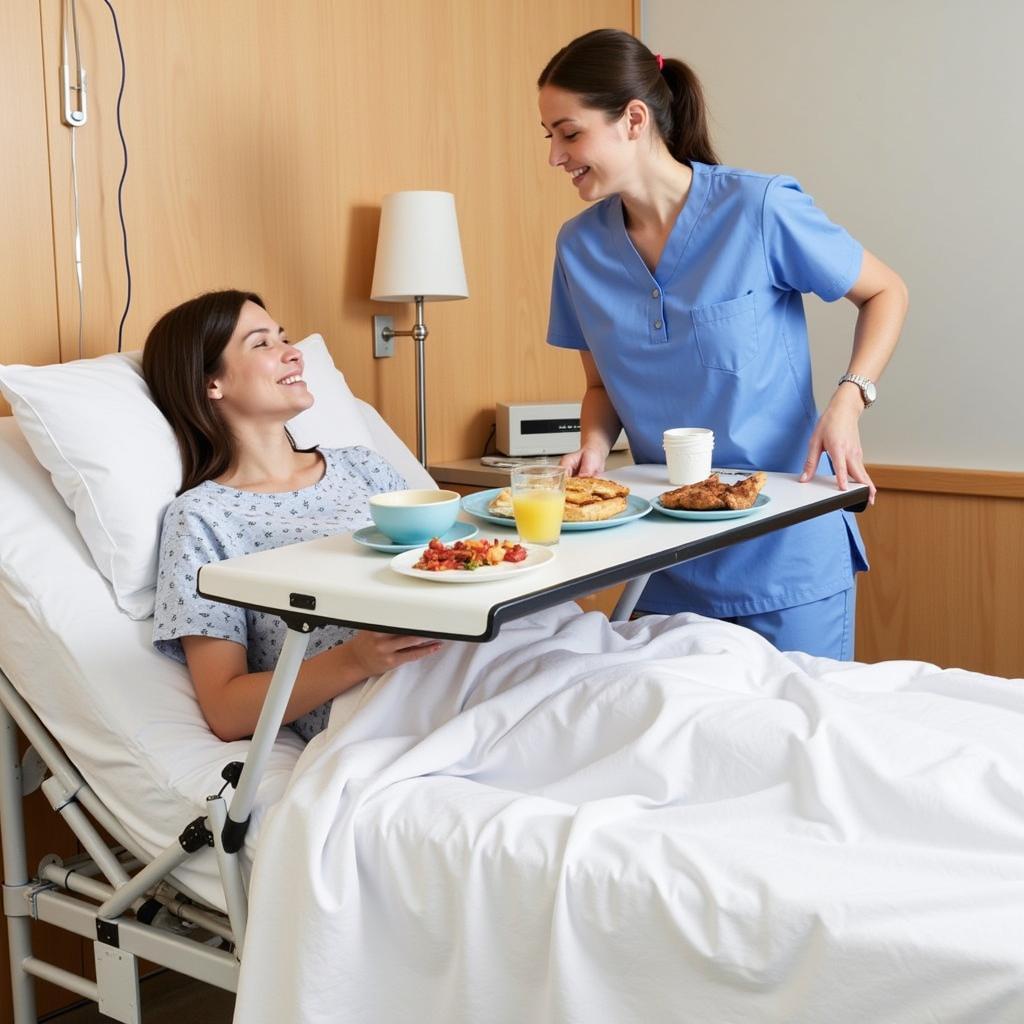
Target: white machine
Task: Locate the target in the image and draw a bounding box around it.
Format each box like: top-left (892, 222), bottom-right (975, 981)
top-left (495, 401), bottom-right (628, 457)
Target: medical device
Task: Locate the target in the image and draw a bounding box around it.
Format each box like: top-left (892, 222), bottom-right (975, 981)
top-left (59, 0), bottom-right (132, 354)
top-left (495, 400), bottom-right (628, 457)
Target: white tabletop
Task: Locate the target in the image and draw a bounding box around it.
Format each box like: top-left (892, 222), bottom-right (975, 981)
top-left (197, 467), bottom-right (869, 642)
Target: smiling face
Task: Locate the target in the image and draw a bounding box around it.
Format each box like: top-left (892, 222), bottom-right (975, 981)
top-left (206, 300), bottom-right (313, 424)
top-left (539, 85), bottom-right (642, 202)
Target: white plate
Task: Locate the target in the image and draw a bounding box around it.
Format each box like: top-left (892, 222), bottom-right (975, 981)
top-left (390, 543), bottom-right (557, 583)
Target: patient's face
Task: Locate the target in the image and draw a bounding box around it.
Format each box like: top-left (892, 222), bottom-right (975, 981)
top-left (208, 301), bottom-right (313, 421)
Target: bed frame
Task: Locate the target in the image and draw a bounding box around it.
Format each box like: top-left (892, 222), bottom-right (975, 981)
top-left (0, 668), bottom-right (239, 1024)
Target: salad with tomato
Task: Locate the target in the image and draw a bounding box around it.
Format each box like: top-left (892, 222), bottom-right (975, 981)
top-left (413, 537), bottom-right (528, 572)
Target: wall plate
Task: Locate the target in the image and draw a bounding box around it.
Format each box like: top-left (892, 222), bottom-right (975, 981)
top-left (373, 315), bottom-right (394, 358)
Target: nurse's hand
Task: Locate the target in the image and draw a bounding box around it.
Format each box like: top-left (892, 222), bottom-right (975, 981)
top-left (561, 445), bottom-right (607, 477)
top-left (798, 388), bottom-right (877, 505)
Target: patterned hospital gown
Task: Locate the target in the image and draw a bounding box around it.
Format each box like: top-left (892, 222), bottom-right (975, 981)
top-left (152, 446), bottom-right (406, 740)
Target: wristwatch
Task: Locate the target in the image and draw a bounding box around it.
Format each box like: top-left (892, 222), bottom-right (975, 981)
top-left (837, 373), bottom-right (877, 408)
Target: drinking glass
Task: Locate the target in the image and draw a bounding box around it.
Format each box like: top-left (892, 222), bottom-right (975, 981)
top-left (510, 465), bottom-right (567, 545)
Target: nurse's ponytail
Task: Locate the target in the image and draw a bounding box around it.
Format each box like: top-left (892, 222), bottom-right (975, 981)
top-left (538, 29), bottom-right (720, 167)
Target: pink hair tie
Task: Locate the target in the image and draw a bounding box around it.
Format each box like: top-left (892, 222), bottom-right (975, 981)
top-left (655, 53), bottom-right (665, 71)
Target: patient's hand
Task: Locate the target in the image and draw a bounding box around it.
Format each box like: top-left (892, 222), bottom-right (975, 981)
top-left (345, 630), bottom-right (442, 679)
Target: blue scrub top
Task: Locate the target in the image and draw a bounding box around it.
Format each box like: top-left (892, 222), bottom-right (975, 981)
top-left (547, 161), bottom-right (868, 617)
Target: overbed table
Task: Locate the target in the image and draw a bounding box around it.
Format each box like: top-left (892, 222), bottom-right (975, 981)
top-left (198, 467), bottom-right (869, 642)
top-left (195, 467), bottom-right (868, 945)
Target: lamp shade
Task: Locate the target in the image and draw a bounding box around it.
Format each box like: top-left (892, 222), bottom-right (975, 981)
top-left (370, 191), bottom-right (469, 302)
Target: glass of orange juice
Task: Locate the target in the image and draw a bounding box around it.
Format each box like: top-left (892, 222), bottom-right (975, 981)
top-left (510, 465), bottom-right (567, 545)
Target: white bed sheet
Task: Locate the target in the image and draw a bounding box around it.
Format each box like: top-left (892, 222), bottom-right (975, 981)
top-left (237, 604), bottom-right (1024, 1023)
top-left (0, 409), bottom-right (432, 910)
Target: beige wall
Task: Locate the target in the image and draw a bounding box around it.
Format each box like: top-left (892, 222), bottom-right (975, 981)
top-left (642, 1), bottom-right (1023, 675)
top-left (643, 0), bottom-right (1024, 472)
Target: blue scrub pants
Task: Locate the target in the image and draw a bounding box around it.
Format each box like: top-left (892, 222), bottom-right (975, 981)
top-left (636, 586), bottom-right (857, 660)
top-left (723, 586), bottom-right (856, 661)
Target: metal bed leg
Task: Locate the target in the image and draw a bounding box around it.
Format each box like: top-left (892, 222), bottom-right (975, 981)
top-left (611, 573), bottom-right (650, 622)
top-left (0, 701), bottom-right (39, 1024)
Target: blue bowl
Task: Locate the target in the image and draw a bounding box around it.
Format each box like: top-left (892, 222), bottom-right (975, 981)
top-left (368, 489), bottom-right (461, 544)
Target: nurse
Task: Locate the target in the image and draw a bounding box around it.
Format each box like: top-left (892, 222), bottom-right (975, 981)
top-left (538, 29), bottom-right (908, 659)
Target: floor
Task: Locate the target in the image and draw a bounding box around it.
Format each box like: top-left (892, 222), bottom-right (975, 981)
top-left (45, 971), bottom-right (235, 1023)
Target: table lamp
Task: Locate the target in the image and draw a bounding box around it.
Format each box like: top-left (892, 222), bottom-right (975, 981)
top-left (371, 191), bottom-right (469, 465)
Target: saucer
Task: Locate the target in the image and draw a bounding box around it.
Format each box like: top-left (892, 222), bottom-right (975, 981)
top-left (352, 520), bottom-right (478, 553)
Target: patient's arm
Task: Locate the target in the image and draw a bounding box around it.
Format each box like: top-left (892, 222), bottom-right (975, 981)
top-left (181, 632), bottom-right (441, 742)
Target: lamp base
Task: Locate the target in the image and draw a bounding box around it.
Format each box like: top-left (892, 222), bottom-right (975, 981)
top-left (372, 316), bottom-right (395, 358)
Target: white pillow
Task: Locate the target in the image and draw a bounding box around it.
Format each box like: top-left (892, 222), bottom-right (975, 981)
top-left (0, 334), bottom-right (381, 620)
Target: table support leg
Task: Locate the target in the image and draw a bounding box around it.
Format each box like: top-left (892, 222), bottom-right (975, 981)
top-left (221, 627), bottom-right (311, 854)
top-left (611, 574), bottom-right (651, 622)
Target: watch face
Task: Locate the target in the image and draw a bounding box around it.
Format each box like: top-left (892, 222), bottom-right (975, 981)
top-left (864, 381), bottom-right (877, 403)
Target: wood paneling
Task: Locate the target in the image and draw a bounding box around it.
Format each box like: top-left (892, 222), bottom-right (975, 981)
top-left (856, 469), bottom-right (1024, 678)
top-left (0, 2), bottom-right (60, 414)
top-left (35, 0), bottom-right (633, 461)
top-left (869, 464), bottom-right (1024, 500)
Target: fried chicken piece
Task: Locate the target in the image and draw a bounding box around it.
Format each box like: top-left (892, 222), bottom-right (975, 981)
top-left (660, 472), bottom-right (768, 511)
top-left (722, 471), bottom-right (767, 510)
top-left (659, 474), bottom-right (729, 510)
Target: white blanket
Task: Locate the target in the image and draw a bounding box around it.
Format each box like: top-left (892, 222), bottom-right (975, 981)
top-left (235, 607), bottom-right (1024, 1023)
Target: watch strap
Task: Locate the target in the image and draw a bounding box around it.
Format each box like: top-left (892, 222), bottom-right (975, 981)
top-left (837, 373), bottom-right (875, 407)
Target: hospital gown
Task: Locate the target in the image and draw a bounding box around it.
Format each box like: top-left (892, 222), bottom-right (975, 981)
top-left (152, 446), bottom-right (405, 740)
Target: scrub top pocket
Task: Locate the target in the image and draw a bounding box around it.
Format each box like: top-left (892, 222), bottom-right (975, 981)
top-left (691, 291), bottom-right (759, 373)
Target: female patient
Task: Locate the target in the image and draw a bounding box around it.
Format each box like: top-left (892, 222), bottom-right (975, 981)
top-left (143, 290), bottom-right (441, 743)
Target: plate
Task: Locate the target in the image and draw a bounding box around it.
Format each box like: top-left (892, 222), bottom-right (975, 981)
top-left (352, 520), bottom-right (477, 553)
top-left (652, 492), bottom-right (771, 521)
top-left (390, 543), bottom-right (556, 583)
top-left (461, 488), bottom-right (653, 531)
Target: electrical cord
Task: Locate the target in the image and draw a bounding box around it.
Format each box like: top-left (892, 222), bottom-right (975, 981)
top-left (64, 0), bottom-right (85, 358)
top-left (102, 0), bottom-right (131, 353)
top-left (480, 422), bottom-right (496, 457)
top-left (70, 126), bottom-right (85, 360)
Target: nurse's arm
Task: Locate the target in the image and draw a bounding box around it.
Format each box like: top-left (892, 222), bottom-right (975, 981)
top-left (841, 249), bottom-right (909, 384)
top-left (561, 351), bottom-right (622, 477)
top-left (799, 249), bottom-right (909, 504)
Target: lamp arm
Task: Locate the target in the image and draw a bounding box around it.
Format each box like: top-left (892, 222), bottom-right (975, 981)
top-left (379, 296), bottom-right (427, 343)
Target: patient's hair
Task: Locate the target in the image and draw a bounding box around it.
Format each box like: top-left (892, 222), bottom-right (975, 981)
top-left (142, 289), bottom-right (265, 494)
top-left (538, 28), bottom-right (719, 167)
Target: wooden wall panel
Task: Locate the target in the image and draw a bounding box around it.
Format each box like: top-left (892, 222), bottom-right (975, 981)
top-left (0, 2), bottom-right (60, 414)
top-left (856, 468), bottom-right (1024, 678)
top-left (36, 0), bottom-right (633, 461)
top-left (4, 4), bottom-right (635, 1019)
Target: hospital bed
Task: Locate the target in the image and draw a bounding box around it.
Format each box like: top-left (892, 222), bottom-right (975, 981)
top-left (0, 352), bottom-right (434, 1022)
top-left (2, 352), bottom-right (1023, 1023)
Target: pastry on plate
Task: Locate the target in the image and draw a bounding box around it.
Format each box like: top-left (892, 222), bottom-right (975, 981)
top-left (660, 471), bottom-right (766, 511)
top-left (487, 476), bottom-right (630, 522)
top-left (487, 489), bottom-right (515, 518)
top-left (562, 476), bottom-right (629, 522)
